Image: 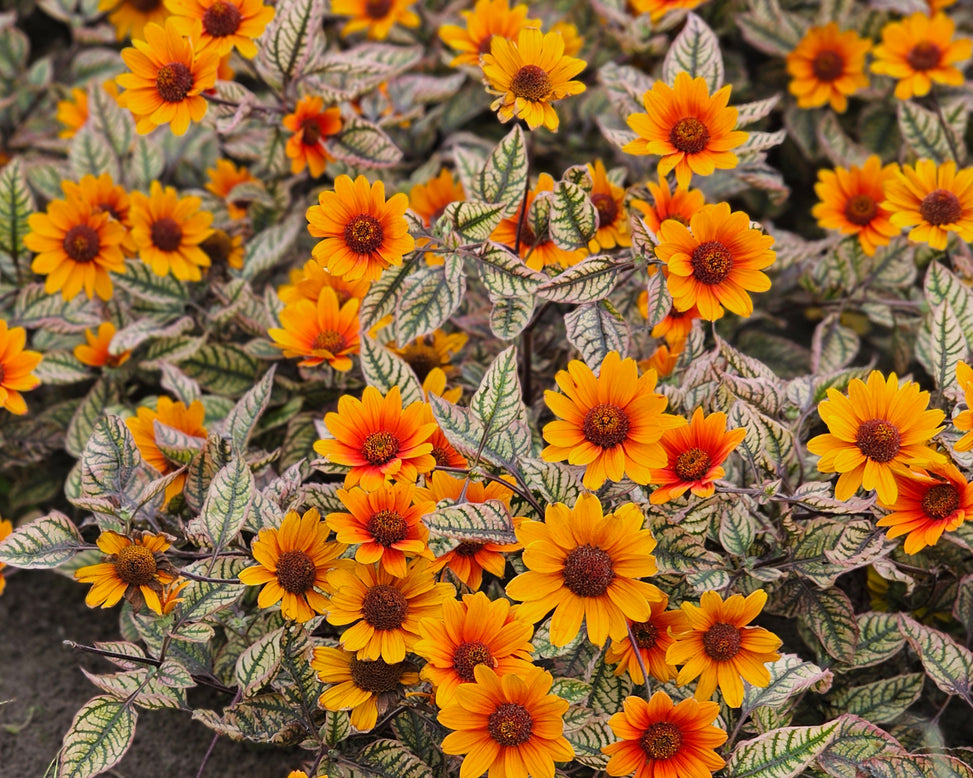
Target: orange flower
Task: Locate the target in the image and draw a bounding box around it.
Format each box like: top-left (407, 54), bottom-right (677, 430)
top-left (542, 351), bottom-right (682, 489)
top-left (551, 20), bottom-right (583, 56)
top-left (56, 87), bottom-right (89, 139)
top-left (129, 181), bottom-right (214, 281)
top-left (588, 159), bottom-right (630, 251)
top-left (603, 692), bottom-right (727, 778)
top-left (314, 386), bottom-right (437, 490)
top-left (277, 259), bottom-right (370, 306)
top-left (74, 322), bottom-right (132, 368)
top-left (667, 589), bottom-right (782, 707)
top-left (642, 344), bottom-right (680, 377)
top-left (116, 19), bottom-right (220, 135)
top-left (786, 23), bottom-right (870, 112)
top-left (812, 156), bottom-right (900, 256)
top-left (200, 228), bottom-right (244, 269)
top-left (306, 175), bottom-right (415, 282)
top-left (205, 159), bottom-right (258, 219)
top-left (954, 361), bottom-right (973, 452)
top-left (883, 160), bottom-right (973, 251)
top-left (624, 72), bottom-right (748, 188)
top-left (126, 397), bottom-right (207, 501)
top-left (649, 408), bottom-right (745, 504)
top-left (415, 471), bottom-right (522, 590)
top-left (61, 173), bottom-right (135, 255)
top-left (606, 596), bottom-right (689, 685)
top-left (439, 0), bottom-right (540, 67)
top-left (326, 482), bottom-right (433, 577)
top-left (631, 177), bottom-right (706, 235)
top-left (75, 531), bottom-right (177, 615)
top-left (629, 0), bottom-right (708, 22)
top-left (0, 519), bottom-right (10, 596)
top-left (387, 329), bottom-right (467, 383)
top-left (871, 12), bottom-right (972, 100)
top-left (409, 168), bottom-right (465, 230)
top-left (639, 299), bottom-right (701, 349)
top-left (332, 0), bottom-right (419, 40)
top-left (655, 202), bottom-right (776, 321)
top-left (0, 321), bottom-right (42, 416)
top-left (268, 287), bottom-right (361, 370)
top-left (877, 462), bottom-right (972, 553)
top-left (100, 0), bottom-right (169, 41)
top-left (166, 0), bottom-right (274, 58)
top-left (283, 96), bottom-right (342, 178)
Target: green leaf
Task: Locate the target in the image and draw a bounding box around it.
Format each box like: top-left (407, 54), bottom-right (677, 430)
top-left (79, 416), bottom-right (152, 520)
top-left (728, 400), bottom-right (796, 475)
top-left (442, 200), bottom-right (505, 242)
top-left (329, 117), bottom-right (402, 167)
top-left (58, 695), bottom-right (137, 778)
top-left (918, 301), bottom-right (967, 389)
top-left (0, 159), bottom-right (33, 267)
top-left (359, 258), bottom-right (414, 331)
top-left (257, 0), bottom-right (324, 87)
top-left (587, 651), bottom-right (630, 717)
top-left (812, 313), bottom-right (860, 373)
top-left (65, 377), bottom-right (119, 458)
top-left (897, 101), bottom-right (961, 164)
top-left (425, 499), bottom-right (517, 544)
top-left (323, 710), bottom-right (352, 746)
top-left (736, 0), bottom-right (806, 57)
top-left (899, 614), bottom-right (973, 704)
top-left (113, 259), bottom-right (188, 307)
top-left (537, 255), bottom-right (622, 304)
top-left (564, 711), bottom-right (613, 769)
top-left (223, 367), bottom-right (276, 451)
top-left (12, 283), bottom-right (101, 332)
top-left (239, 218), bottom-right (303, 281)
top-left (520, 459), bottom-right (583, 505)
top-left (81, 668), bottom-right (185, 710)
top-left (33, 350), bottom-right (90, 385)
top-left (662, 13), bottom-right (724, 91)
top-left (799, 587), bottom-right (859, 664)
top-left (192, 456), bottom-right (254, 554)
top-left (86, 80), bottom-right (132, 158)
top-left (719, 501), bottom-right (756, 556)
top-left (358, 739), bottom-right (433, 778)
top-left (359, 337), bottom-right (424, 406)
top-left (549, 181), bottom-right (597, 251)
top-left (470, 346), bottom-right (525, 435)
top-left (0, 511), bottom-right (84, 568)
top-left (564, 302), bottom-right (630, 368)
top-left (428, 393), bottom-right (530, 468)
top-left (827, 674), bottom-right (924, 723)
top-left (725, 721), bottom-right (841, 778)
top-left (394, 256), bottom-right (465, 343)
top-left (236, 628), bottom-right (284, 697)
top-left (70, 125), bottom-right (119, 181)
top-left (816, 715), bottom-right (905, 778)
top-left (925, 261), bottom-right (973, 351)
top-left (177, 557), bottom-right (246, 621)
top-left (479, 125), bottom-right (528, 216)
top-left (736, 94), bottom-right (782, 128)
top-left (475, 242), bottom-right (545, 300)
top-left (490, 295), bottom-right (535, 340)
top-left (128, 136), bottom-right (165, 191)
top-left (851, 612), bottom-right (905, 670)
top-left (180, 344), bottom-right (260, 396)
top-left (741, 654), bottom-right (833, 717)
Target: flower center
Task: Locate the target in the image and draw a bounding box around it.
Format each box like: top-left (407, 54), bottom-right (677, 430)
top-left (669, 117), bottom-right (710, 154)
top-left (690, 240), bottom-right (733, 285)
top-left (855, 418), bottom-right (901, 463)
top-left (510, 64), bottom-right (553, 102)
top-left (402, 341), bottom-right (440, 381)
top-left (301, 118), bottom-right (322, 146)
top-left (202, 0), bottom-right (242, 37)
top-left (453, 541), bottom-right (483, 557)
top-left (275, 550), bottom-right (317, 593)
top-left (487, 702), bottom-right (533, 746)
top-left (640, 722), bottom-right (683, 760)
top-left (478, 34), bottom-right (496, 55)
top-left (517, 218), bottom-right (538, 248)
top-left (591, 193), bottom-right (618, 228)
top-left (906, 41), bottom-right (941, 71)
top-left (844, 194), bottom-right (878, 226)
top-left (130, 0), bottom-right (161, 11)
top-left (674, 447), bottom-right (712, 481)
top-left (367, 509), bottom-right (409, 547)
top-left (361, 430), bottom-right (399, 466)
top-left (200, 230), bottom-right (234, 264)
top-left (365, 0), bottom-right (392, 18)
top-left (113, 544), bottom-right (158, 586)
top-left (312, 329), bottom-right (346, 354)
top-left (562, 544), bottom-right (614, 597)
top-left (349, 656), bottom-right (404, 693)
top-left (631, 620), bottom-right (659, 649)
top-left (155, 62), bottom-right (194, 103)
top-left (582, 403), bottom-right (630, 448)
top-left (702, 622), bottom-right (742, 661)
top-left (431, 445), bottom-right (453, 467)
top-left (361, 584), bottom-right (409, 630)
top-left (452, 640), bottom-right (495, 682)
top-left (921, 483), bottom-right (960, 520)
top-left (919, 189), bottom-right (962, 226)
top-left (62, 224), bottom-right (101, 263)
top-left (811, 49), bottom-right (845, 81)
top-left (150, 217), bottom-right (184, 252)
top-left (344, 214), bottom-right (384, 254)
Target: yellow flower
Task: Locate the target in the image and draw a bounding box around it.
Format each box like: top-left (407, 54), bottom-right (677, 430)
top-left (0, 519), bottom-right (11, 596)
top-left (631, 177), bottom-right (706, 236)
top-left (629, 0), bottom-right (708, 23)
top-left (331, 0), bottom-right (419, 40)
top-left (57, 87), bottom-right (88, 139)
top-left (74, 322), bottom-right (132, 368)
top-left (165, 0), bottom-right (274, 58)
top-left (588, 159), bottom-right (630, 251)
top-left (883, 160), bottom-right (973, 250)
top-left (954, 361), bottom-right (973, 451)
top-left (481, 27), bottom-right (586, 132)
top-left (387, 329), bottom-right (467, 383)
top-left (0, 321), bottom-right (42, 416)
top-left (786, 23), bottom-right (870, 112)
top-left (408, 168), bottom-right (465, 229)
top-left (268, 287), bottom-right (361, 370)
top-left (199, 229), bottom-right (244, 269)
top-left (551, 20), bottom-right (583, 56)
top-left (126, 397), bottom-right (207, 501)
top-left (75, 531), bottom-right (178, 615)
top-left (100, 0), bottom-right (169, 40)
top-left (439, 0), bottom-right (540, 68)
top-left (606, 596), bottom-right (688, 685)
top-left (61, 173), bottom-right (135, 255)
top-left (205, 159), bottom-right (258, 219)
top-left (129, 181), bottom-right (214, 281)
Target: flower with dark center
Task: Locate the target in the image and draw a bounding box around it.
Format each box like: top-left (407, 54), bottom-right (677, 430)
top-left (361, 430), bottom-right (400, 465)
top-left (113, 544), bottom-right (158, 586)
top-left (855, 418), bottom-right (901, 463)
top-left (344, 214), bottom-right (385, 254)
top-left (155, 62), bottom-right (194, 103)
top-left (843, 194), bottom-right (878, 226)
top-left (690, 240), bottom-right (733, 285)
top-left (640, 722), bottom-right (683, 760)
top-left (150, 216), bottom-right (184, 252)
top-left (76, 531), bottom-right (178, 616)
top-left (510, 64), bottom-right (553, 102)
top-left (919, 189), bottom-right (962, 226)
top-left (365, 0), bottom-right (392, 18)
top-left (301, 118), bottom-right (322, 146)
top-left (452, 641), bottom-right (494, 682)
top-left (361, 584), bottom-right (409, 630)
top-left (632, 621), bottom-right (658, 649)
top-left (674, 447), bottom-right (712, 482)
top-left (811, 49), bottom-right (845, 81)
top-left (669, 117), bottom-right (711, 154)
top-left (202, 0), bottom-right (242, 37)
top-left (562, 544), bottom-right (615, 598)
top-left (349, 656), bottom-right (405, 694)
top-left (453, 541), bottom-right (483, 557)
top-left (702, 622), bottom-right (742, 661)
top-left (312, 330), bottom-right (347, 354)
top-left (366, 509), bottom-right (409, 547)
top-left (131, 0), bottom-right (162, 10)
top-left (591, 192), bottom-right (618, 228)
top-left (582, 403), bottom-right (630, 449)
top-left (488, 703), bottom-right (534, 746)
top-left (906, 41), bottom-right (941, 71)
top-left (921, 483), bottom-right (960, 520)
top-left (62, 225), bottom-right (101, 263)
top-left (275, 550), bottom-right (318, 593)
top-left (200, 229), bottom-right (235, 265)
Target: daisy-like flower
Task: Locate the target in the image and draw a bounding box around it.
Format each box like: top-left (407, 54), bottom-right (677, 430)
top-left (415, 471), bottom-right (522, 590)
top-left (205, 159), bottom-right (257, 219)
top-left (306, 174), bottom-right (415, 282)
top-left (25, 196), bottom-right (127, 301)
top-left (871, 12), bottom-right (972, 100)
top-left (314, 386), bottom-right (437, 490)
top-left (116, 19), bottom-right (220, 136)
top-left (166, 0), bottom-right (274, 58)
top-left (268, 287), bottom-right (361, 370)
top-left (278, 258), bottom-right (371, 306)
top-left (129, 181), bottom-right (214, 281)
top-left (74, 322), bottom-right (132, 368)
top-left (387, 329), bottom-right (467, 383)
top-left (326, 558), bottom-right (454, 663)
top-left (482, 27), bottom-right (587, 132)
top-left (100, 0), bottom-right (169, 40)
top-left (0, 322), bottom-right (42, 416)
top-left (624, 73), bottom-right (748, 189)
top-left (57, 87), bottom-right (89, 139)
top-left (629, 0), bottom-right (708, 22)
top-left (883, 159), bottom-right (973, 250)
top-left (643, 344), bottom-right (680, 378)
top-left (812, 156), bottom-right (900, 256)
top-left (415, 592), bottom-right (534, 707)
top-left (588, 159), bottom-right (630, 251)
top-left (668, 589), bottom-right (781, 707)
top-left (439, 664), bottom-right (574, 777)
top-left (654, 202), bottom-right (776, 321)
top-left (126, 397), bottom-right (207, 501)
top-left (332, 0), bottom-right (419, 40)
top-left (603, 692), bottom-right (727, 778)
top-left (283, 96), bottom-right (342, 178)
top-left (238, 509), bottom-right (349, 623)
top-left (199, 228), bottom-right (244, 269)
top-left (606, 597), bottom-right (689, 685)
top-left (312, 646), bottom-right (419, 731)
top-left (421, 403), bottom-right (468, 470)
top-left (551, 20), bottom-right (583, 56)
top-left (75, 531), bottom-right (178, 615)
top-left (492, 172), bottom-right (588, 270)
top-left (159, 578), bottom-right (189, 614)
top-left (638, 299), bottom-right (701, 350)
top-left (649, 408), bottom-right (745, 505)
top-left (807, 371), bottom-right (946, 504)
top-left (631, 177), bottom-right (706, 236)
top-left (786, 23), bottom-right (870, 112)
top-left (61, 173), bottom-right (135, 255)
top-left (954, 361), bottom-right (973, 451)
top-left (439, 0), bottom-right (539, 67)
top-left (541, 351), bottom-right (682, 490)
top-left (326, 482), bottom-right (433, 577)
top-left (876, 462), bottom-right (972, 553)
top-left (0, 518), bottom-right (11, 596)
top-left (507, 493), bottom-right (663, 647)
top-left (409, 168), bottom-right (465, 233)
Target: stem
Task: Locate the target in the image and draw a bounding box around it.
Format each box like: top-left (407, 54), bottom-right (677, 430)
top-left (930, 90), bottom-right (961, 165)
top-left (203, 94), bottom-right (287, 115)
top-left (178, 569), bottom-right (244, 584)
top-left (195, 689), bottom-right (242, 778)
top-left (625, 621), bottom-right (652, 702)
top-left (434, 465), bottom-right (543, 517)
